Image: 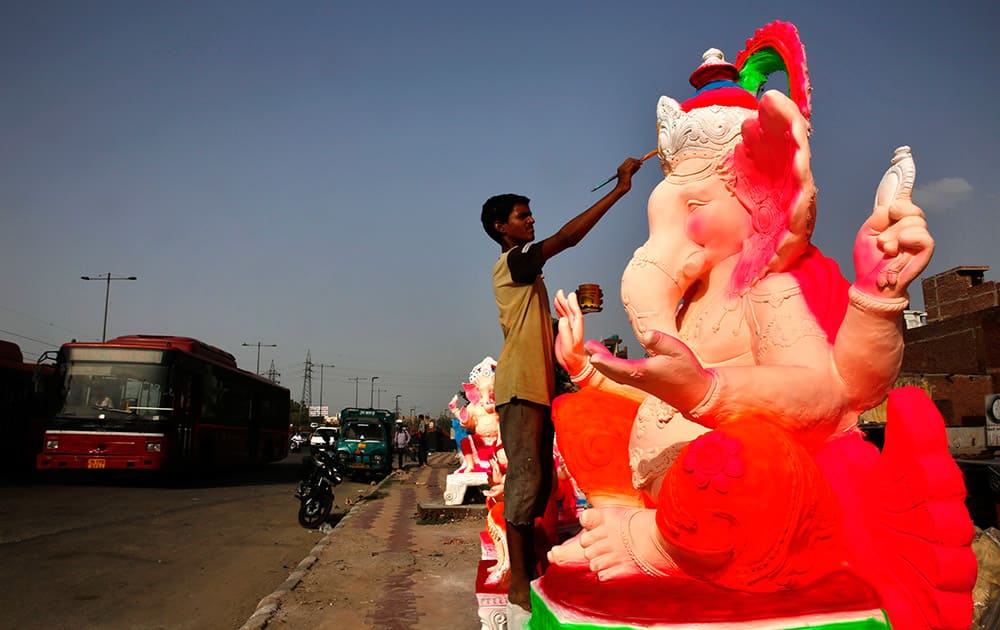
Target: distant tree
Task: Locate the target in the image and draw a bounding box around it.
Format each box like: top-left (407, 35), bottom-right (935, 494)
top-left (289, 399), bottom-right (304, 424)
top-left (435, 412), bottom-right (451, 431)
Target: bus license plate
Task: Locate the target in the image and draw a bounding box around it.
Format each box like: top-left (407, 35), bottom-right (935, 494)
top-left (87, 459), bottom-right (106, 469)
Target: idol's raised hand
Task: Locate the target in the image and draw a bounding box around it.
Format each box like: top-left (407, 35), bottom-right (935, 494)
top-left (853, 147), bottom-right (934, 299)
top-left (554, 289), bottom-right (588, 380)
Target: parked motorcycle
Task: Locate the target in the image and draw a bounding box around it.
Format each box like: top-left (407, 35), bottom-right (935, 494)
top-left (295, 448), bottom-right (344, 528)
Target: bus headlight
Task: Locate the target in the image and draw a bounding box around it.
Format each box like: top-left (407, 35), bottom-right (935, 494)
top-left (46, 439), bottom-right (59, 450)
top-left (146, 442), bottom-right (162, 452)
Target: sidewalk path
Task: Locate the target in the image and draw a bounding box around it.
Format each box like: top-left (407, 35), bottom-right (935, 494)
top-left (241, 452), bottom-right (486, 629)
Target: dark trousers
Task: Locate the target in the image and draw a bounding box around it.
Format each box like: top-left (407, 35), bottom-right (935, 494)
top-left (498, 399), bottom-right (553, 525)
top-left (396, 448), bottom-right (405, 468)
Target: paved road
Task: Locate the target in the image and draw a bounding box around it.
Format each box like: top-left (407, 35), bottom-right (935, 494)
top-left (0, 453), bottom-right (371, 630)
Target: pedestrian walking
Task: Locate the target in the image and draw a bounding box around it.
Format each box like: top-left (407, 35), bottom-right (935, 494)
top-left (417, 415), bottom-right (429, 467)
top-left (394, 424), bottom-right (411, 469)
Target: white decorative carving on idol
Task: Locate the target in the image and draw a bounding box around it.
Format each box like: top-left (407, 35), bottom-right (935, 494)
top-left (701, 48), bottom-right (725, 65)
top-left (476, 596), bottom-right (508, 630)
top-left (484, 606), bottom-right (507, 630)
top-left (874, 146), bottom-right (915, 209)
top-left (629, 396), bottom-right (696, 489)
top-left (656, 50), bottom-right (754, 179)
top-left (657, 99), bottom-right (750, 177)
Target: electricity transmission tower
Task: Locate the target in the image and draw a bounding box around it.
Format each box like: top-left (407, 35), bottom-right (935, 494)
top-left (300, 350), bottom-right (313, 423)
top-left (265, 359), bottom-right (281, 384)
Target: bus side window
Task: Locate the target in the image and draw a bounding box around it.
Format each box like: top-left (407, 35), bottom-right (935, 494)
top-left (201, 369), bottom-right (220, 419)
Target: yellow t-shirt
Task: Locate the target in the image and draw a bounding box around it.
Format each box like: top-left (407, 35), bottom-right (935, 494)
top-left (492, 243), bottom-right (555, 407)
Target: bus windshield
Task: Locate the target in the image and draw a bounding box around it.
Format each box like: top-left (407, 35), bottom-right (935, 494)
top-left (57, 362), bottom-right (171, 421)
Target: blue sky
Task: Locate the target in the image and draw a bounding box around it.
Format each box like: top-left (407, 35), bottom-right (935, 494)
top-left (2, 1), bottom-right (997, 416)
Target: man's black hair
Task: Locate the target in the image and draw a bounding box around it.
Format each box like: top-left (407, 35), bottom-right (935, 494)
top-left (481, 193), bottom-right (530, 245)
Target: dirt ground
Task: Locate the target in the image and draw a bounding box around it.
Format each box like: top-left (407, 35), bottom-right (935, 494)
top-left (265, 456), bottom-right (487, 629)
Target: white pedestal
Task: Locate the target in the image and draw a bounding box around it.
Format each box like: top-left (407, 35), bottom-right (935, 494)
top-left (443, 472), bottom-right (489, 505)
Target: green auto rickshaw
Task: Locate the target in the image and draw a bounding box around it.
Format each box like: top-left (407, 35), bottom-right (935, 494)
top-left (335, 407), bottom-right (394, 479)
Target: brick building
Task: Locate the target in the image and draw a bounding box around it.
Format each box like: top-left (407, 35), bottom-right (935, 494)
top-left (901, 266), bottom-right (1000, 426)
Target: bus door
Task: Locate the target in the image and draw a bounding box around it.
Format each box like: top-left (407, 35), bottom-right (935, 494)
top-left (172, 368), bottom-right (196, 468)
top-left (248, 392), bottom-right (260, 464)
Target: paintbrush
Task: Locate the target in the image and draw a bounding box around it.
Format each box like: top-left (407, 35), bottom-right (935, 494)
top-left (590, 149), bottom-right (658, 192)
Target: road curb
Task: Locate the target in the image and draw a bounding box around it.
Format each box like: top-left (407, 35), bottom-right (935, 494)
top-left (237, 468), bottom-right (400, 630)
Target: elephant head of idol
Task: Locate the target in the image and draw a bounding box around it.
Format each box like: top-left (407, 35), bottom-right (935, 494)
top-left (621, 46), bottom-right (815, 350)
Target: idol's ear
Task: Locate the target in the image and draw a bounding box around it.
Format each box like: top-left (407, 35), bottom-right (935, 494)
top-left (655, 96), bottom-right (684, 177)
top-left (462, 382), bottom-right (481, 405)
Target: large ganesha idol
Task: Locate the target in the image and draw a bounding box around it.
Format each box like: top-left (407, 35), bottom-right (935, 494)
top-left (535, 21), bottom-right (976, 630)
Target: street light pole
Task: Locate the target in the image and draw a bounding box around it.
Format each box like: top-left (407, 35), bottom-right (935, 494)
top-left (349, 377), bottom-right (362, 406)
top-left (370, 376), bottom-right (379, 408)
top-left (315, 363), bottom-right (335, 409)
top-left (241, 341), bottom-right (277, 375)
top-left (81, 273), bottom-right (137, 342)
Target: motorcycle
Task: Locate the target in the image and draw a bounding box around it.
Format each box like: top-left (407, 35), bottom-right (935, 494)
top-left (295, 447), bottom-right (344, 528)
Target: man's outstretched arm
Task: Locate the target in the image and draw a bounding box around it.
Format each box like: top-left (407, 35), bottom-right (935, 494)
top-left (539, 157), bottom-right (642, 262)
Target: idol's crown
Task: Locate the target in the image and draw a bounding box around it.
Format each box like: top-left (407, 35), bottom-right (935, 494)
top-left (656, 49), bottom-right (758, 179)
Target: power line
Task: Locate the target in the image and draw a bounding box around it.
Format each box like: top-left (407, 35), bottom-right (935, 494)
top-left (0, 305), bottom-right (81, 338)
top-left (0, 328), bottom-right (62, 348)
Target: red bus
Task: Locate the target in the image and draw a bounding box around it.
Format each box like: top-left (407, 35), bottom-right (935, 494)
top-left (36, 335), bottom-right (289, 473)
top-left (1, 340), bottom-right (54, 475)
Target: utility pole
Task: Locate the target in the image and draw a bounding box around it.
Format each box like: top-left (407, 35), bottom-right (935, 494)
top-left (376, 387), bottom-right (388, 408)
top-left (315, 363), bottom-right (335, 410)
top-left (241, 341), bottom-right (276, 375)
top-left (370, 376), bottom-right (379, 408)
top-left (300, 350), bottom-right (313, 424)
top-left (265, 359), bottom-right (280, 384)
top-left (349, 377), bottom-right (362, 406)
top-left (395, 394), bottom-right (402, 418)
